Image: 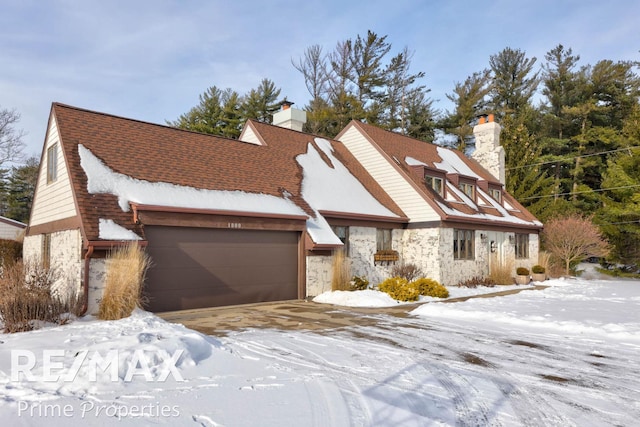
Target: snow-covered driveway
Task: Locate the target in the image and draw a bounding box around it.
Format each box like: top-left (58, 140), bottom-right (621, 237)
top-left (1, 277), bottom-right (638, 426)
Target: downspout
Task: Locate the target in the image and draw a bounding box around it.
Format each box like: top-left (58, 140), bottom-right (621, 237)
top-left (80, 243), bottom-right (95, 316)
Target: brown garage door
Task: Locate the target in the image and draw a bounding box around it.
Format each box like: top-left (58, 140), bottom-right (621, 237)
top-left (144, 226), bottom-right (300, 312)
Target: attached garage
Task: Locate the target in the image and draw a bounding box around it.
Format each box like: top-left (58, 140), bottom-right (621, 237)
top-left (144, 226), bottom-right (301, 312)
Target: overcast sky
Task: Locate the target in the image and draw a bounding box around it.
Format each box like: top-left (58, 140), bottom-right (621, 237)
top-left (1, 0), bottom-right (638, 160)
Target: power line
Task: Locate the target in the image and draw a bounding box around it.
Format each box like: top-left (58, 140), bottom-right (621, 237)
top-left (506, 145), bottom-right (640, 171)
top-left (520, 184), bottom-right (640, 200)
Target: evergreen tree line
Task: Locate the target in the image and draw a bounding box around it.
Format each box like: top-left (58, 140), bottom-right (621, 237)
top-left (0, 157), bottom-right (38, 224)
top-left (169, 33), bottom-right (640, 266)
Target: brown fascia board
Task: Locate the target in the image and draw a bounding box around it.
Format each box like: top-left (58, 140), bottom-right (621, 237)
top-left (130, 203), bottom-right (308, 223)
top-left (53, 105), bottom-right (92, 248)
top-left (319, 210), bottom-right (409, 224)
top-left (442, 217), bottom-right (543, 232)
top-left (26, 106), bottom-right (56, 230)
top-left (336, 121), bottom-right (450, 221)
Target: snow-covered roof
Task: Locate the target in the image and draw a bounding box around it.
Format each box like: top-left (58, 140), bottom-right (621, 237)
top-left (55, 104), bottom-right (404, 245)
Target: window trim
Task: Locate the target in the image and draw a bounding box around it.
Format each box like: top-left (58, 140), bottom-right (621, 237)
top-left (376, 228), bottom-right (392, 252)
top-left (331, 225), bottom-right (350, 255)
top-left (42, 233), bottom-right (51, 269)
top-left (453, 229), bottom-right (475, 260)
top-left (47, 143), bottom-right (58, 183)
top-left (425, 175), bottom-right (444, 197)
top-left (515, 233), bottom-right (529, 259)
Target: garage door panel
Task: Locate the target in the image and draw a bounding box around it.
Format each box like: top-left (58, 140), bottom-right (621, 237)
top-left (144, 226), bottom-right (299, 312)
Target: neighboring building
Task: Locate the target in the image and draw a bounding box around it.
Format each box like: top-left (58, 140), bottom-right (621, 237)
top-left (0, 216), bottom-right (26, 241)
top-left (24, 103), bottom-right (541, 314)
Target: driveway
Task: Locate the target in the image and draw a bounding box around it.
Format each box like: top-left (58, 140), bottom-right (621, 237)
top-left (157, 286), bottom-right (547, 336)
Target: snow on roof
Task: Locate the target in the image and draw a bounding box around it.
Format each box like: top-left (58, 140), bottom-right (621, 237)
top-left (434, 147), bottom-right (481, 178)
top-left (98, 218), bottom-right (142, 240)
top-left (297, 138), bottom-right (399, 218)
top-left (79, 145), bottom-right (305, 217)
top-left (80, 142), bottom-right (391, 246)
top-left (404, 156), bottom-right (428, 167)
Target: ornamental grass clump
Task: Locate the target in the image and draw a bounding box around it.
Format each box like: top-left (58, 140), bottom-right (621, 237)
top-left (98, 243), bottom-right (150, 320)
top-left (331, 249), bottom-right (352, 291)
top-left (489, 258), bottom-right (515, 285)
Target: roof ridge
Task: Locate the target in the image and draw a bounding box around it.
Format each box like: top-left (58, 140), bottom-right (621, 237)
top-left (52, 102), bottom-right (243, 143)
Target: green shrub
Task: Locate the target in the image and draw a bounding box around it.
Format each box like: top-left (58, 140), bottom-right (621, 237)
top-left (350, 275), bottom-right (369, 291)
top-left (410, 278), bottom-right (449, 298)
top-left (516, 267), bottom-right (530, 276)
top-left (531, 265), bottom-right (545, 274)
top-left (377, 277), bottom-right (420, 302)
top-left (455, 276), bottom-right (495, 288)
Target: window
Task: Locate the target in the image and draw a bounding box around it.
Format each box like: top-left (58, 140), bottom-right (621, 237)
top-left (515, 233), bottom-right (529, 259)
top-left (42, 234), bottom-right (52, 269)
top-left (47, 144), bottom-right (58, 183)
top-left (453, 229), bottom-right (475, 260)
top-left (376, 228), bottom-right (392, 251)
top-left (425, 175), bottom-right (444, 196)
top-left (459, 182), bottom-right (475, 199)
top-left (332, 225), bottom-right (349, 255)
top-left (489, 188), bottom-right (502, 203)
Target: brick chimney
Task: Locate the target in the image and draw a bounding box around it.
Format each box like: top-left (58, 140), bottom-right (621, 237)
top-left (471, 114), bottom-right (505, 184)
top-left (272, 101), bottom-right (307, 131)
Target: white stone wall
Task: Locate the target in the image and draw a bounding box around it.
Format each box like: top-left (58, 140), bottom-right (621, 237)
top-left (348, 226), bottom-right (404, 286)
top-left (23, 230), bottom-right (83, 298)
top-left (86, 258), bottom-right (107, 315)
top-left (398, 228), bottom-right (442, 283)
top-left (305, 254), bottom-right (333, 297)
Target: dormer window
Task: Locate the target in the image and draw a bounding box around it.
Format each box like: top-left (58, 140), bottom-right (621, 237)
top-left (459, 182), bottom-right (475, 199)
top-left (489, 188), bottom-right (502, 203)
top-left (425, 175), bottom-right (444, 197)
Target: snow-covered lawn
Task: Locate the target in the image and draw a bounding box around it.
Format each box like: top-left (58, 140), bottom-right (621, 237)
top-left (1, 274), bottom-right (639, 426)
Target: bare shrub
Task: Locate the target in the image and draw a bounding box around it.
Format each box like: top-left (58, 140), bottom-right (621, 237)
top-left (98, 243), bottom-right (150, 320)
top-left (456, 276), bottom-right (495, 288)
top-left (331, 249), bottom-right (352, 291)
top-left (0, 238), bottom-right (22, 268)
top-left (489, 258), bottom-right (515, 285)
top-left (390, 262), bottom-right (423, 281)
top-left (542, 214), bottom-right (610, 276)
top-left (0, 261), bottom-right (82, 333)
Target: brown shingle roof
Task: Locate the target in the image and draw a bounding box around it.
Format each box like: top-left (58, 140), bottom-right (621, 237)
top-left (344, 120), bottom-right (540, 227)
top-left (53, 103), bottom-right (405, 242)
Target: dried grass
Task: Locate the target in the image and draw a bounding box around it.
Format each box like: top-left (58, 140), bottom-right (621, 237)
top-left (537, 251), bottom-right (553, 277)
top-left (331, 249), bottom-right (352, 291)
top-left (489, 257), bottom-right (515, 285)
top-left (0, 261), bottom-right (82, 333)
top-left (98, 243), bottom-right (150, 320)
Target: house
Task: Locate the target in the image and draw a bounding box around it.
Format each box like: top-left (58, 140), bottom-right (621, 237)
top-left (336, 115), bottom-right (542, 286)
top-left (0, 216), bottom-right (26, 241)
top-left (24, 103), bottom-right (541, 314)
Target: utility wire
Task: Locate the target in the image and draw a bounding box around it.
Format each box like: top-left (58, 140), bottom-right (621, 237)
top-left (506, 145), bottom-right (640, 171)
top-left (520, 184), bottom-right (640, 200)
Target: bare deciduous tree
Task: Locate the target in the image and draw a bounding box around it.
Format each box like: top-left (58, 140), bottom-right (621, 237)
top-left (542, 214), bottom-right (610, 275)
top-left (0, 107), bottom-right (26, 166)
